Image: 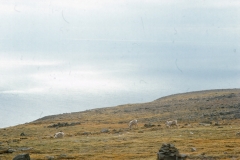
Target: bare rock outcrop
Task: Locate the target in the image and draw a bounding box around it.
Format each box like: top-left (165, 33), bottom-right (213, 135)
top-left (47, 122), bottom-right (80, 128)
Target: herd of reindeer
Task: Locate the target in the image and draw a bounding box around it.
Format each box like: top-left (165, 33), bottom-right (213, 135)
top-left (53, 119), bottom-right (178, 138)
top-left (128, 119), bottom-right (178, 129)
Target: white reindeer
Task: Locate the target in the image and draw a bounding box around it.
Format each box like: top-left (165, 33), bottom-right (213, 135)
top-left (54, 131), bottom-right (64, 138)
top-left (166, 120), bottom-right (178, 128)
top-left (129, 119), bottom-right (138, 129)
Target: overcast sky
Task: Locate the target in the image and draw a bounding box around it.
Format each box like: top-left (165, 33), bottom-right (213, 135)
top-left (0, 0), bottom-right (240, 128)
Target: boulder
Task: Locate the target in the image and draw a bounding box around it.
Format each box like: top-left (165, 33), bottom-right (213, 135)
top-left (20, 132), bottom-right (25, 136)
top-left (157, 143), bottom-right (187, 160)
top-left (13, 153), bottom-right (30, 160)
top-left (101, 129), bottom-right (109, 133)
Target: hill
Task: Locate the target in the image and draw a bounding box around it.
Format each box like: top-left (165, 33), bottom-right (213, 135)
top-left (0, 88), bottom-right (240, 159)
top-left (34, 88), bottom-right (240, 125)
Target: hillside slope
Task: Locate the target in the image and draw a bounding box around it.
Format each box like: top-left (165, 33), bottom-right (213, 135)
top-left (33, 88), bottom-right (240, 125)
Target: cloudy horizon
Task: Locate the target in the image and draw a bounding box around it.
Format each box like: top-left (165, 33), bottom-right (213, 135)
top-left (0, 0), bottom-right (240, 128)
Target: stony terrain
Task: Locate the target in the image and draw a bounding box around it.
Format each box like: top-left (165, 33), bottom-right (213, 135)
top-left (0, 89), bottom-right (240, 159)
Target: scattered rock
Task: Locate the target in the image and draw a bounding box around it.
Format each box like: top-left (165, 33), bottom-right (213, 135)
top-left (13, 139), bottom-right (20, 142)
top-left (199, 123), bottom-right (211, 126)
top-left (20, 132), bottom-right (26, 136)
top-left (234, 113), bottom-right (240, 119)
top-left (112, 129), bottom-right (122, 134)
top-left (45, 156), bottom-right (54, 160)
top-left (144, 123), bottom-right (156, 128)
top-left (83, 132), bottom-right (91, 136)
top-left (179, 154), bottom-right (188, 159)
top-left (13, 153), bottom-right (30, 160)
top-left (101, 129), bottom-right (109, 133)
top-left (0, 148), bottom-right (16, 154)
top-left (191, 147), bottom-right (196, 152)
top-left (18, 147), bottom-right (33, 151)
top-left (59, 154), bottom-right (67, 158)
top-left (7, 148), bottom-right (16, 153)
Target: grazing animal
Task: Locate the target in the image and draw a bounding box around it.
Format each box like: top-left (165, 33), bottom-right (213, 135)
top-left (54, 131), bottom-right (64, 138)
top-left (166, 120), bottom-right (178, 128)
top-left (129, 119), bottom-right (138, 129)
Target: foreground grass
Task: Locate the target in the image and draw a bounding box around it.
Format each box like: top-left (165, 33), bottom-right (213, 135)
top-left (1, 121), bottom-right (240, 160)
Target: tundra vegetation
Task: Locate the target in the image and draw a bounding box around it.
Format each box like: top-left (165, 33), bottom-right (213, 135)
top-left (0, 89), bottom-right (240, 160)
